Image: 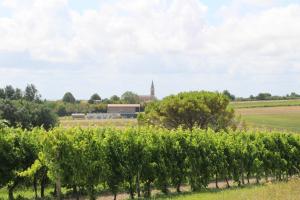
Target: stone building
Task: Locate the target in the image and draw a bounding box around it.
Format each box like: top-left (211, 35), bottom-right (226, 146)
top-left (139, 81), bottom-right (156, 102)
top-left (107, 104), bottom-right (141, 114)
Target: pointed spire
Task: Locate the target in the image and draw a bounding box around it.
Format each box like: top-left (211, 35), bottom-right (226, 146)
top-left (151, 80), bottom-right (155, 97)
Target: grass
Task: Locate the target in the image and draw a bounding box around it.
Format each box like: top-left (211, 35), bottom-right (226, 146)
top-left (155, 179), bottom-right (300, 200)
top-left (1, 179), bottom-right (299, 200)
top-left (230, 99), bottom-right (300, 109)
top-left (0, 187), bottom-right (53, 200)
top-left (237, 106), bottom-right (300, 133)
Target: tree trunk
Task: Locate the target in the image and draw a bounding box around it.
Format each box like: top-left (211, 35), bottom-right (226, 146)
top-left (238, 179), bottom-right (241, 187)
top-left (215, 174), bottom-right (219, 189)
top-left (161, 182), bottom-right (168, 194)
top-left (33, 173), bottom-right (38, 199)
top-left (242, 173), bottom-right (245, 185)
top-left (256, 176), bottom-right (260, 184)
top-left (8, 179), bottom-right (19, 200)
top-left (144, 181), bottom-right (151, 198)
top-left (88, 185), bottom-right (96, 200)
top-left (247, 173), bottom-right (250, 184)
top-left (129, 180), bottom-right (134, 199)
top-left (225, 177), bottom-right (230, 188)
top-left (265, 173), bottom-right (269, 182)
top-left (53, 184), bottom-right (57, 197)
top-left (113, 193), bottom-right (117, 200)
top-left (73, 186), bottom-right (79, 200)
top-left (8, 188), bottom-right (14, 200)
top-left (176, 184), bottom-right (181, 193)
top-left (41, 171), bottom-right (47, 198)
top-left (136, 173), bottom-right (141, 198)
top-left (56, 178), bottom-right (62, 200)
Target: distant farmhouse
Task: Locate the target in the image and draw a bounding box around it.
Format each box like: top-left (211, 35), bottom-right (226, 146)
top-left (72, 81), bottom-right (156, 119)
top-left (107, 104), bottom-right (141, 113)
top-left (139, 81), bottom-right (156, 102)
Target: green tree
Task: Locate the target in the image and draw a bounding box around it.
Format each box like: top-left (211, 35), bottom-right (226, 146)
top-left (56, 104), bottom-right (67, 116)
top-left (4, 85), bottom-right (15, 100)
top-left (0, 88), bottom-right (5, 99)
top-left (110, 95), bottom-right (120, 102)
top-left (139, 91), bottom-right (235, 131)
top-left (13, 88), bottom-right (23, 100)
top-left (88, 93), bottom-right (101, 104)
top-left (222, 90), bottom-right (235, 101)
top-left (62, 92), bottom-right (76, 104)
top-left (256, 93), bottom-right (272, 100)
top-left (0, 100), bottom-right (58, 130)
top-left (121, 91), bottom-right (140, 104)
top-left (24, 84), bottom-right (40, 101)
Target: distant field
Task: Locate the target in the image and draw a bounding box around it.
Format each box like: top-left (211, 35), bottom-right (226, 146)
top-left (60, 118), bottom-right (138, 128)
top-left (237, 106), bottom-right (300, 133)
top-left (230, 99), bottom-right (300, 109)
top-left (59, 100), bottom-right (300, 133)
top-left (157, 179), bottom-right (300, 200)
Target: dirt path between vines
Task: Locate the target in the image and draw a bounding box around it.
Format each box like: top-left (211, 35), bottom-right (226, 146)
top-left (66, 178), bottom-right (269, 200)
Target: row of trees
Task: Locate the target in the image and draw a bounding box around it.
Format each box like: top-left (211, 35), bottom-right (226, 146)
top-left (0, 84), bottom-right (41, 102)
top-left (0, 85), bottom-right (58, 130)
top-left (221, 90), bottom-right (300, 101)
top-left (1, 126), bottom-right (299, 200)
top-left (236, 92), bottom-right (300, 101)
top-left (61, 91), bottom-right (141, 104)
top-left (0, 100), bottom-right (58, 130)
top-left (55, 91), bottom-right (143, 116)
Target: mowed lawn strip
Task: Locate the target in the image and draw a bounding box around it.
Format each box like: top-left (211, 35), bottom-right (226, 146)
top-left (237, 106), bottom-right (300, 133)
top-left (1, 179), bottom-right (299, 200)
top-left (156, 179), bottom-right (300, 200)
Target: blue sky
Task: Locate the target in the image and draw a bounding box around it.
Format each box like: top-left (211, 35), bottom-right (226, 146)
top-left (0, 0), bottom-right (300, 100)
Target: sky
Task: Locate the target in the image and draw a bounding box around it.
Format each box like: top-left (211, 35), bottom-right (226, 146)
top-left (0, 0), bottom-right (300, 100)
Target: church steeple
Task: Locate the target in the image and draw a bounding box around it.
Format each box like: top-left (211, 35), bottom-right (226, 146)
top-left (151, 81), bottom-right (155, 97)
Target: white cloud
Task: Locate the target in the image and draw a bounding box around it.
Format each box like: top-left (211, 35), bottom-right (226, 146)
top-left (0, 0), bottom-right (300, 98)
top-left (240, 0), bottom-right (274, 7)
top-left (205, 5), bottom-right (300, 74)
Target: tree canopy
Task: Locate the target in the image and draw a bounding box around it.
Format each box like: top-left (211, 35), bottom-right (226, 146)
top-left (62, 92), bottom-right (76, 103)
top-left (0, 84), bottom-right (41, 102)
top-left (0, 99), bottom-right (58, 130)
top-left (139, 91), bottom-right (235, 131)
top-left (24, 84), bottom-right (40, 102)
top-left (88, 93), bottom-right (101, 104)
top-left (222, 90), bottom-right (235, 101)
top-left (121, 91), bottom-right (140, 104)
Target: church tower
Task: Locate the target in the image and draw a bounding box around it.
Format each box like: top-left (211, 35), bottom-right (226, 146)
top-left (150, 81), bottom-right (155, 97)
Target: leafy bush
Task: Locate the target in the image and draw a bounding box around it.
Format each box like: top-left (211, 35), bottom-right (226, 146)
top-left (139, 91), bottom-right (235, 131)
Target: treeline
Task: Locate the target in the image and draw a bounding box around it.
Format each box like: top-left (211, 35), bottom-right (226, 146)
top-left (50, 91), bottom-right (147, 116)
top-left (0, 84), bottom-right (147, 122)
top-left (0, 84), bottom-right (149, 117)
top-left (0, 84), bottom-right (41, 102)
top-left (1, 126), bottom-right (299, 200)
top-left (223, 90), bottom-right (300, 101)
top-left (0, 85), bottom-right (58, 130)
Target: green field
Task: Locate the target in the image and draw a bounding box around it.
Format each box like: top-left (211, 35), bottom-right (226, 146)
top-left (230, 99), bottom-right (300, 109)
top-left (156, 179), bottom-right (300, 200)
top-left (237, 106), bottom-right (300, 133)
